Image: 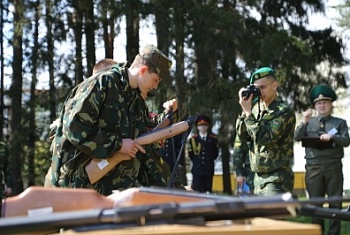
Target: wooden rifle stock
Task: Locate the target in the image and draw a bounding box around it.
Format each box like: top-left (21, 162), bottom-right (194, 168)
top-left (85, 120), bottom-right (190, 184)
top-left (1, 186), bottom-right (114, 218)
top-left (2, 186), bottom-right (211, 218)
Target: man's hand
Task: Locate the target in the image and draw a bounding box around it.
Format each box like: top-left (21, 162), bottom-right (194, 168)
top-left (238, 88), bottom-right (253, 116)
top-left (236, 176), bottom-right (246, 189)
top-left (116, 139), bottom-right (146, 160)
top-left (163, 98), bottom-right (178, 113)
top-left (320, 133), bottom-right (332, 142)
top-left (4, 188), bottom-right (12, 197)
top-left (302, 109), bottom-right (313, 124)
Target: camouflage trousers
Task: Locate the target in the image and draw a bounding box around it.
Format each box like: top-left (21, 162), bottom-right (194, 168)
top-left (254, 166), bottom-right (294, 196)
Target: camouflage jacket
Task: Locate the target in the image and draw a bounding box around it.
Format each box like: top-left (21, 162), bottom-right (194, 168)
top-left (50, 64), bottom-right (168, 195)
top-left (242, 97), bottom-right (295, 174)
top-left (232, 115), bottom-right (251, 177)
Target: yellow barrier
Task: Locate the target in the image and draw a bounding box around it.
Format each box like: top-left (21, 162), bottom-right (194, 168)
top-left (212, 174), bottom-right (236, 192)
top-left (212, 172), bottom-right (306, 196)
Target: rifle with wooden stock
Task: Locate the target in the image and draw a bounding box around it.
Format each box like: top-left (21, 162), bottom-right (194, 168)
top-left (85, 117), bottom-right (192, 184)
top-left (1, 186), bottom-right (350, 235)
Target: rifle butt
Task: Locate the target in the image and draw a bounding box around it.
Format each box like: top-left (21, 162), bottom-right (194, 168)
top-left (2, 186), bottom-right (114, 218)
top-left (85, 121), bottom-right (190, 185)
top-left (85, 156), bottom-right (123, 184)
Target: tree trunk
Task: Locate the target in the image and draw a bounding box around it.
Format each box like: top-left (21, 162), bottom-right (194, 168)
top-left (72, 3), bottom-right (83, 85)
top-left (27, 0), bottom-right (41, 187)
top-left (85, 0), bottom-right (96, 76)
top-left (0, 1), bottom-right (5, 140)
top-left (45, 0), bottom-right (56, 123)
top-left (101, 0), bottom-right (115, 59)
top-left (9, 0), bottom-right (24, 195)
top-left (124, 0), bottom-right (139, 61)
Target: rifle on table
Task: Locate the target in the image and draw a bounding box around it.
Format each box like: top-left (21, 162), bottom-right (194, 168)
top-left (85, 118), bottom-right (191, 184)
top-left (1, 186), bottom-right (350, 235)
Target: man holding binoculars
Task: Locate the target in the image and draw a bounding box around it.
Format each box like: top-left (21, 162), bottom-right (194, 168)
top-left (236, 67), bottom-right (296, 196)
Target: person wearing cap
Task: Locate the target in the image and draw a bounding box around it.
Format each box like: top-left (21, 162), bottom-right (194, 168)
top-left (49, 45), bottom-right (176, 195)
top-left (238, 67), bottom-right (296, 196)
top-left (187, 114), bottom-right (219, 193)
top-left (294, 84), bottom-right (350, 235)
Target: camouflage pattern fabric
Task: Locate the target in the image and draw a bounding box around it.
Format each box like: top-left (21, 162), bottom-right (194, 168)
top-left (0, 141), bottom-right (11, 197)
top-left (239, 97), bottom-right (295, 195)
top-left (232, 116), bottom-right (254, 191)
top-left (50, 64), bottom-right (169, 195)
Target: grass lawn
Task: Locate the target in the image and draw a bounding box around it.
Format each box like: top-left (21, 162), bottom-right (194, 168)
top-left (286, 215), bottom-right (350, 235)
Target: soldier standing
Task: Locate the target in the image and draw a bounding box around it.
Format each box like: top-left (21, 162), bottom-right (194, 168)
top-left (294, 84), bottom-right (350, 235)
top-left (188, 115), bottom-right (219, 193)
top-left (238, 67), bottom-right (296, 196)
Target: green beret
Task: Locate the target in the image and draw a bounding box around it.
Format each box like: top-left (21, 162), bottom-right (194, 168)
top-left (141, 45), bottom-right (172, 80)
top-left (249, 67), bottom-right (275, 84)
top-left (309, 84), bottom-right (337, 104)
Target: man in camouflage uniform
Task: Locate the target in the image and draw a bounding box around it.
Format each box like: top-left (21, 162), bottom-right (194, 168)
top-left (45, 58), bottom-right (119, 188)
top-left (50, 45), bottom-right (175, 196)
top-left (0, 140), bottom-right (12, 216)
top-left (294, 84), bottom-right (350, 235)
top-left (232, 115), bottom-right (254, 194)
top-left (237, 67), bottom-right (295, 196)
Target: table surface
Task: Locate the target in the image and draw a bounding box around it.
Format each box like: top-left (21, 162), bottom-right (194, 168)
top-left (58, 217), bottom-right (321, 235)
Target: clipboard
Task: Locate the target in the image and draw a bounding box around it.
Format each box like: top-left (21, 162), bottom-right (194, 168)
top-left (301, 137), bottom-right (334, 149)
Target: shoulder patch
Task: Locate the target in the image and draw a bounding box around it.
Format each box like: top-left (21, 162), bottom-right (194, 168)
top-left (209, 134), bottom-right (217, 138)
top-left (270, 119), bottom-right (281, 129)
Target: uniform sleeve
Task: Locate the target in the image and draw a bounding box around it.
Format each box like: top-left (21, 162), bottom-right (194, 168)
top-left (294, 122), bottom-right (308, 141)
top-left (63, 75), bottom-right (123, 159)
top-left (333, 119), bottom-right (350, 147)
top-left (232, 117), bottom-right (248, 177)
top-left (213, 136), bottom-right (219, 160)
top-left (244, 106), bottom-right (295, 146)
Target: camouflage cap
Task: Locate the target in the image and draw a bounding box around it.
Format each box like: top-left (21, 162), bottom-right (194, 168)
top-left (309, 84), bottom-right (337, 104)
top-left (249, 67), bottom-right (275, 84)
top-left (141, 45), bottom-right (172, 80)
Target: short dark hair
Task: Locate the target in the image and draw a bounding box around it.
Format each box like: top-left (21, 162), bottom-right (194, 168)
top-left (93, 58), bottom-right (117, 75)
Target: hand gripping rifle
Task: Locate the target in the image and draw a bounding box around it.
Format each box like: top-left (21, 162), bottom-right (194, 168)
top-left (85, 117), bottom-right (192, 184)
top-left (1, 186), bottom-right (350, 235)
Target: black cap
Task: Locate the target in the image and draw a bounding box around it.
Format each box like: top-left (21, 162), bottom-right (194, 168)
top-left (195, 114), bottom-right (211, 126)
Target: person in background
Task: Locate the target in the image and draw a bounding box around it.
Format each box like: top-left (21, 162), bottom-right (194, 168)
top-left (188, 114), bottom-right (219, 193)
top-left (232, 116), bottom-right (254, 195)
top-left (0, 139), bottom-right (12, 216)
top-left (294, 84), bottom-right (350, 235)
top-left (238, 67), bottom-right (295, 196)
top-left (157, 99), bottom-right (187, 186)
top-left (50, 45), bottom-right (176, 196)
